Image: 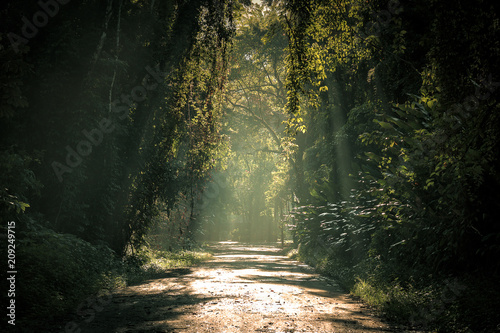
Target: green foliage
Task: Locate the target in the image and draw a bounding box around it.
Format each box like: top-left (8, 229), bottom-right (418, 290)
top-left (0, 0), bottom-right (241, 254)
top-left (208, 3), bottom-right (291, 242)
top-left (1, 1), bottom-right (242, 327)
top-left (17, 228), bottom-right (117, 322)
top-left (0, 148), bottom-right (41, 222)
top-left (15, 226), bottom-right (212, 327)
top-left (281, 0), bottom-right (500, 331)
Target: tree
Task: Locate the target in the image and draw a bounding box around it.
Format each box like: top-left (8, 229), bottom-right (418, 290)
top-left (279, 0), bottom-right (500, 275)
top-left (0, 0), bottom-right (241, 254)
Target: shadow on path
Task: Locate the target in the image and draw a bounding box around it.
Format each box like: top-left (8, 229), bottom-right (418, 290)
top-left (51, 242), bottom-right (394, 333)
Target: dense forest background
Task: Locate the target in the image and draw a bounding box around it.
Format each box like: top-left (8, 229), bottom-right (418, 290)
top-left (1, 0), bottom-right (499, 331)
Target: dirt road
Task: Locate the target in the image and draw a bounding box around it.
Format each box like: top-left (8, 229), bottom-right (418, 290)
top-left (75, 242), bottom-right (395, 332)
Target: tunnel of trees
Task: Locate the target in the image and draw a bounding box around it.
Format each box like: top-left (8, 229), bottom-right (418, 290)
top-left (1, 0), bottom-right (499, 331)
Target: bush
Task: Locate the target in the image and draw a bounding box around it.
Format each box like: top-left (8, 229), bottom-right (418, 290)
top-left (17, 228), bottom-right (118, 323)
top-left (14, 226), bottom-right (213, 328)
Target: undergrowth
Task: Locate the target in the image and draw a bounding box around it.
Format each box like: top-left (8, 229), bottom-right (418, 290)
top-left (124, 247), bottom-right (213, 285)
top-left (15, 227), bottom-right (212, 328)
top-left (290, 244), bottom-right (500, 333)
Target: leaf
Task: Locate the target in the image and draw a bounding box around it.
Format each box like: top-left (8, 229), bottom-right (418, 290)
top-left (386, 116), bottom-right (412, 131)
top-left (365, 152), bottom-right (381, 162)
top-left (373, 119), bottom-right (394, 130)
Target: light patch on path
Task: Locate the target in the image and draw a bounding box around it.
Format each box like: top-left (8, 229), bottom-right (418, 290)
top-left (75, 242), bottom-right (400, 332)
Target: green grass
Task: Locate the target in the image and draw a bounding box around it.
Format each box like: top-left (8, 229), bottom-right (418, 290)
top-left (351, 278), bottom-right (390, 307)
top-left (350, 277), bottom-right (436, 326)
top-left (95, 249), bottom-right (214, 288)
top-left (123, 248), bottom-right (213, 284)
top-left (138, 249), bottom-right (212, 271)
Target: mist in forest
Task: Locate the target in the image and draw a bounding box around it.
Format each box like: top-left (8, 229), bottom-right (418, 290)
top-left (1, 0), bottom-right (499, 331)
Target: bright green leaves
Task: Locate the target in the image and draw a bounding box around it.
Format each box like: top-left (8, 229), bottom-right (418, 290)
top-left (1, 190), bottom-right (30, 214)
top-left (287, 114), bottom-right (307, 134)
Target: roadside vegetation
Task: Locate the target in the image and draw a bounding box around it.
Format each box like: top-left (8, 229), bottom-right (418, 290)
top-left (289, 241), bottom-right (500, 332)
top-left (16, 227), bottom-right (212, 328)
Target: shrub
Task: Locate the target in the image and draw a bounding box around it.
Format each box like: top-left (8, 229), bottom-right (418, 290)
top-left (17, 228), bottom-right (117, 323)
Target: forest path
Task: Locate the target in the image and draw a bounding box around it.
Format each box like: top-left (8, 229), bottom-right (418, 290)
top-left (80, 242), bottom-right (394, 333)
